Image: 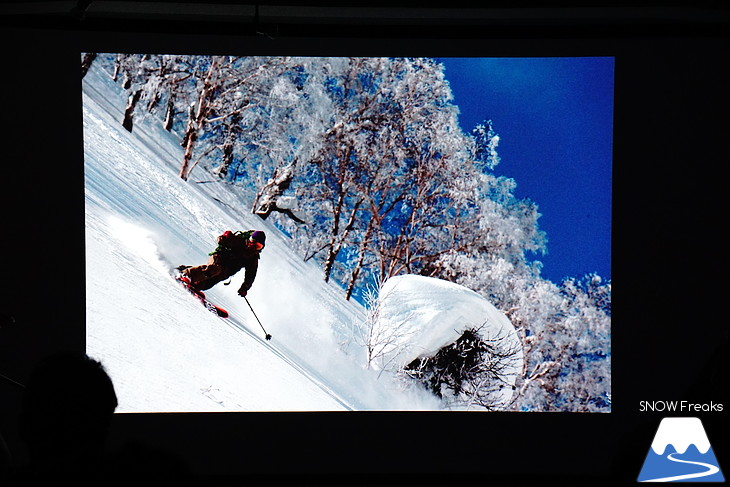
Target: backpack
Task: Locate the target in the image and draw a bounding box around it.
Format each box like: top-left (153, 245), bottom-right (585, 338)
top-left (210, 230), bottom-right (252, 256)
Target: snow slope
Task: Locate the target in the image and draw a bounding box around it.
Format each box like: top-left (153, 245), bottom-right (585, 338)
top-left (83, 60), bottom-right (519, 412)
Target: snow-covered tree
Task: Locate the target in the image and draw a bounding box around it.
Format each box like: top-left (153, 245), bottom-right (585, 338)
top-left (280, 57), bottom-right (482, 300)
top-left (355, 278), bottom-right (419, 371)
top-left (176, 55), bottom-right (289, 181)
top-left (107, 54), bottom-right (188, 134)
top-left (493, 274), bottom-right (611, 412)
top-left (252, 160), bottom-right (306, 224)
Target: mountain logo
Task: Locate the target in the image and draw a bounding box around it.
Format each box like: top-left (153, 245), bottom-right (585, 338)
top-left (638, 417), bottom-right (724, 482)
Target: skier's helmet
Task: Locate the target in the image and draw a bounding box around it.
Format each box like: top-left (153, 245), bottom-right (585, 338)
top-left (250, 230), bottom-right (266, 250)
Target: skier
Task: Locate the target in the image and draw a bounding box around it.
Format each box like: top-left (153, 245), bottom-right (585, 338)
top-left (179, 230), bottom-right (266, 297)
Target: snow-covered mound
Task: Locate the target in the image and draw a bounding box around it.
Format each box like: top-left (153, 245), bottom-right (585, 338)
top-left (371, 274), bottom-right (523, 403)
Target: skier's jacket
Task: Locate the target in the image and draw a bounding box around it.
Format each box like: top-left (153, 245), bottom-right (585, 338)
top-left (209, 230), bottom-right (260, 293)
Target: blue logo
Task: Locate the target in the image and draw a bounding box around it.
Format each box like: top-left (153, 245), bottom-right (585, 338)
top-left (638, 417), bottom-right (724, 482)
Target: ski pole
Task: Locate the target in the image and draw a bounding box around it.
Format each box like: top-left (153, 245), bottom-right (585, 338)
top-left (244, 296), bottom-right (272, 340)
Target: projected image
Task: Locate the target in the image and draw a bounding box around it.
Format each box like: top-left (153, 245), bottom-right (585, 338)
top-left (83, 54), bottom-right (612, 413)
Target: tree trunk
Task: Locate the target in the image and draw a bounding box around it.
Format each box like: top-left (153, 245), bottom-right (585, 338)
top-left (81, 53), bottom-right (97, 79)
top-left (345, 218), bottom-right (374, 300)
top-left (163, 98), bottom-right (174, 131)
top-left (122, 90), bottom-right (142, 132)
top-left (323, 192), bottom-right (344, 282)
top-left (179, 57), bottom-right (221, 180)
top-left (324, 197), bottom-right (362, 283)
top-left (216, 112), bottom-right (241, 178)
top-left (322, 147), bottom-right (348, 282)
top-left (179, 130), bottom-right (197, 179)
top-left (112, 54), bottom-right (122, 82)
top-left (256, 204), bottom-right (307, 224)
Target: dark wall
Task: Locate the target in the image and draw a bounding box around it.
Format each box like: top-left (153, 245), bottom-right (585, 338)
top-left (1, 4), bottom-right (728, 486)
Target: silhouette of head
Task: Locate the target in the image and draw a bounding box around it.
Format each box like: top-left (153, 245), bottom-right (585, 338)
top-left (20, 352), bottom-right (118, 470)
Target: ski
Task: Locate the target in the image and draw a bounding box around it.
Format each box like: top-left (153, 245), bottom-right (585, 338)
top-left (175, 273), bottom-right (229, 318)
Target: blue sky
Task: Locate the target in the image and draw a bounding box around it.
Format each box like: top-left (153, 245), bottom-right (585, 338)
top-left (436, 57), bottom-right (613, 284)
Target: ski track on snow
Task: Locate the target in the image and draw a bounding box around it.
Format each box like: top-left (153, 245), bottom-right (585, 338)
top-left (208, 306), bottom-right (355, 411)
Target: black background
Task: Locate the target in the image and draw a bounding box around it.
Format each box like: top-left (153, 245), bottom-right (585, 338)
top-left (1, 2), bottom-right (728, 486)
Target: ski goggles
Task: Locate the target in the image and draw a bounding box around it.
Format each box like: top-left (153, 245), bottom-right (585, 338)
top-left (250, 239), bottom-right (264, 251)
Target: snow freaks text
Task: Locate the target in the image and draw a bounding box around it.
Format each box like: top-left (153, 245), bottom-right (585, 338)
top-left (639, 401), bottom-right (724, 413)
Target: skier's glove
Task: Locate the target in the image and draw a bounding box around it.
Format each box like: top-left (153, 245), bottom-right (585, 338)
top-left (238, 289), bottom-right (247, 297)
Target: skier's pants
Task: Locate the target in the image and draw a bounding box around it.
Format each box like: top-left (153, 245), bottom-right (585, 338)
top-left (182, 255), bottom-right (229, 291)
